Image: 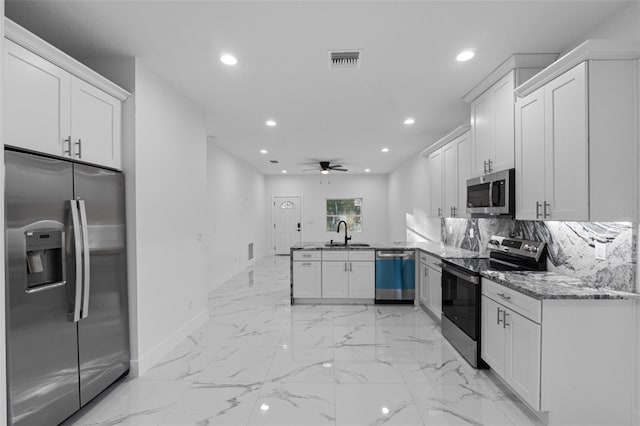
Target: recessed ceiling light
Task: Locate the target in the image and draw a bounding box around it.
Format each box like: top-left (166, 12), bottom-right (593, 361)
top-left (260, 149), bottom-right (268, 154)
top-left (404, 118), bottom-right (415, 125)
top-left (381, 407), bottom-right (390, 415)
top-left (266, 120), bottom-right (277, 127)
top-left (381, 148), bottom-right (390, 153)
top-left (260, 404), bottom-right (270, 412)
top-left (364, 168), bottom-right (371, 173)
top-left (220, 54), bottom-right (237, 65)
top-left (456, 49), bottom-right (475, 62)
top-left (281, 170), bottom-right (287, 174)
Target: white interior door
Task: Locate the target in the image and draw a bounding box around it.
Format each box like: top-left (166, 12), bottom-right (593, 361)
top-left (273, 196), bottom-right (302, 255)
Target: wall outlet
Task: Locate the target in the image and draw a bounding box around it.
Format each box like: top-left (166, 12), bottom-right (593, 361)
top-left (595, 242), bottom-right (607, 260)
top-left (469, 228), bottom-right (474, 239)
top-left (448, 225), bottom-right (453, 234)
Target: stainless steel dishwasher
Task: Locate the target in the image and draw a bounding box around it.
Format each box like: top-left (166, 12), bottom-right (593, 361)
top-left (375, 250), bottom-right (416, 303)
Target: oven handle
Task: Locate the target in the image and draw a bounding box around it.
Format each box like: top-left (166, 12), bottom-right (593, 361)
top-left (441, 263), bottom-right (480, 284)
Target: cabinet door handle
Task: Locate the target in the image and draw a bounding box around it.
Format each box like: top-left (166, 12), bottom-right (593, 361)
top-left (497, 307), bottom-right (503, 325)
top-left (453, 206), bottom-right (457, 217)
top-left (543, 201), bottom-right (550, 219)
top-left (301, 262), bottom-right (312, 266)
top-left (535, 201), bottom-right (542, 219)
top-left (483, 160), bottom-right (487, 174)
top-left (75, 138), bottom-right (82, 159)
top-left (497, 292), bottom-right (512, 301)
top-left (437, 208), bottom-right (442, 217)
top-left (63, 136), bottom-right (72, 156)
top-left (503, 312), bottom-right (510, 328)
top-left (349, 262), bottom-right (352, 272)
top-left (487, 159), bottom-right (493, 173)
top-left (344, 262), bottom-right (347, 272)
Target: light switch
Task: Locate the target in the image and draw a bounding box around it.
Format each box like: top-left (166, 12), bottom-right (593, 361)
top-left (470, 228), bottom-right (474, 239)
top-left (595, 242), bottom-right (607, 260)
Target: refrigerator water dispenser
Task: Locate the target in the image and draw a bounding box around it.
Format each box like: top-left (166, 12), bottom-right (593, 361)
top-left (25, 230), bottom-right (66, 291)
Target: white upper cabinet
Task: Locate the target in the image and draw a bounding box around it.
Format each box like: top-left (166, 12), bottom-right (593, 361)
top-left (5, 40), bottom-right (72, 157)
top-left (71, 78), bottom-right (122, 168)
top-left (442, 131), bottom-right (471, 218)
top-left (4, 19), bottom-right (129, 169)
top-left (515, 57), bottom-right (637, 222)
top-left (515, 87), bottom-right (547, 220)
top-left (428, 149), bottom-right (443, 218)
top-left (543, 63), bottom-right (588, 221)
top-left (470, 71), bottom-right (515, 177)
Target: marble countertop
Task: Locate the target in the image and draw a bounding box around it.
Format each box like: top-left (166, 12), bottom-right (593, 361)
top-left (291, 241), bottom-right (486, 259)
top-left (481, 270), bottom-right (638, 300)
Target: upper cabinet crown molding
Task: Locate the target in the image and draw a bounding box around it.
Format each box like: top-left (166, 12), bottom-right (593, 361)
top-left (462, 53), bottom-right (558, 103)
top-left (514, 39), bottom-right (640, 98)
top-left (4, 18), bottom-right (130, 101)
top-left (419, 124), bottom-right (470, 158)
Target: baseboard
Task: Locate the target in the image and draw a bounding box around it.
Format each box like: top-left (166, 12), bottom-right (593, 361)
top-left (130, 308), bottom-right (209, 376)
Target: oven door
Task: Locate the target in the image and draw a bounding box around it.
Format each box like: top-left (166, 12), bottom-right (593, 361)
top-left (441, 263), bottom-right (480, 341)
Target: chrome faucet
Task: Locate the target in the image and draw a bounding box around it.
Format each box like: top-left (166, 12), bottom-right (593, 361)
top-left (337, 220), bottom-right (351, 246)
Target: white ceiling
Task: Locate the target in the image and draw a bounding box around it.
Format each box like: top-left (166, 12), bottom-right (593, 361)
top-left (5, 1), bottom-right (633, 175)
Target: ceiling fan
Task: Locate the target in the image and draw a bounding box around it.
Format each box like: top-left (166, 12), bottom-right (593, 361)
top-left (302, 161), bottom-right (348, 174)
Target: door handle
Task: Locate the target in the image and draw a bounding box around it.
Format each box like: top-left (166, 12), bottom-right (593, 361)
top-left (536, 201), bottom-right (542, 219)
top-left (543, 201), bottom-right (550, 219)
top-left (487, 159), bottom-right (493, 173)
top-left (69, 200), bottom-right (83, 323)
top-left (483, 160), bottom-right (487, 174)
top-left (75, 138), bottom-right (82, 159)
top-left (297, 222), bottom-right (301, 232)
top-left (78, 199), bottom-right (91, 319)
top-left (63, 136), bottom-right (72, 156)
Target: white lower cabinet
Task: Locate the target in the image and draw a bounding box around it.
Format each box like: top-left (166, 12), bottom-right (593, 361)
top-left (426, 266), bottom-right (441, 320)
top-left (321, 250), bottom-right (374, 299)
top-left (321, 261), bottom-right (349, 298)
top-left (418, 261), bottom-right (429, 308)
top-left (418, 253), bottom-right (441, 321)
top-left (481, 278), bottom-right (634, 425)
top-left (292, 261), bottom-right (322, 298)
top-left (348, 261), bottom-right (375, 298)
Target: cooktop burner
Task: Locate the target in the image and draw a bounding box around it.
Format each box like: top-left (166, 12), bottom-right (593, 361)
top-left (442, 236), bottom-right (548, 274)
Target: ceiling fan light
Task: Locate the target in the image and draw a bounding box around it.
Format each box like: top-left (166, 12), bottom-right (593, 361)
top-left (320, 169), bottom-right (329, 175)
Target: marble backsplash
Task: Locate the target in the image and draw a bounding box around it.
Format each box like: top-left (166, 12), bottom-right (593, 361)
top-left (442, 218), bottom-right (636, 293)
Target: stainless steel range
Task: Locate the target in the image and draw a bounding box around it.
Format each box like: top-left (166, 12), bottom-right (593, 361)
top-left (440, 236), bottom-right (547, 368)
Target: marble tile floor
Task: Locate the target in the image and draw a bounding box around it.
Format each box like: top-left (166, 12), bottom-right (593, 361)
top-left (63, 256), bottom-right (544, 426)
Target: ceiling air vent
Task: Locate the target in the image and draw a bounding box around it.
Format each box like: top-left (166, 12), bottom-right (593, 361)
top-left (270, 160), bottom-right (279, 164)
top-left (329, 50), bottom-right (361, 69)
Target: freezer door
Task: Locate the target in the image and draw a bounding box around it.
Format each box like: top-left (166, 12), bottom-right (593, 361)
top-left (5, 150), bottom-right (81, 426)
top-left (73, 164), bottom-right (129, 405)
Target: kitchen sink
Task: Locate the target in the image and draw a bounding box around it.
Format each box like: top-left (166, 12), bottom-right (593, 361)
top-left (324, 242), bottom-right (370, 247)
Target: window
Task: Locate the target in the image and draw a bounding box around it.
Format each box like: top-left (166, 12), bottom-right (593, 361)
top-left (326, 198), bottom-right (362, 232)
top-left (280, 201), bottom-right (296, 209)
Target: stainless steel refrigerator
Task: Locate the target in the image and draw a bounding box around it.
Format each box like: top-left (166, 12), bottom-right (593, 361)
top-left (5, 149), bottom-right (129, 426)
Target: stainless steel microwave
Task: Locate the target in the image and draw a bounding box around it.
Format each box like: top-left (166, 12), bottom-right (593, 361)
top-left (466, 168), bottom-right (515, 217)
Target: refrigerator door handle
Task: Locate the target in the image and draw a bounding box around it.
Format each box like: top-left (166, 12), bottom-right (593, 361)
top-left (78, 199), bottom-right (91, 319)
top-left (69, 200), bottom-right (83, 322)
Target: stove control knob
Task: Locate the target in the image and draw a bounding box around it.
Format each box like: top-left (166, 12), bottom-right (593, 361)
top-left (489, 239), bottom-right (500, 246)
top-left (523, 245), bottom-right (538, 253)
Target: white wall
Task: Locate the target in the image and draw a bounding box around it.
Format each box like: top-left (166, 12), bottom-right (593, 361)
top-left (128, 59), bottom-right (208, 375)
top-left (206, 141), bottom-right (266, 290)
top-left (388, 154), bottom-right (440, 242)
top-left (0, 1), bottom-right (7, 420)
top-left (265, 174), bottom-right (389, 246)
